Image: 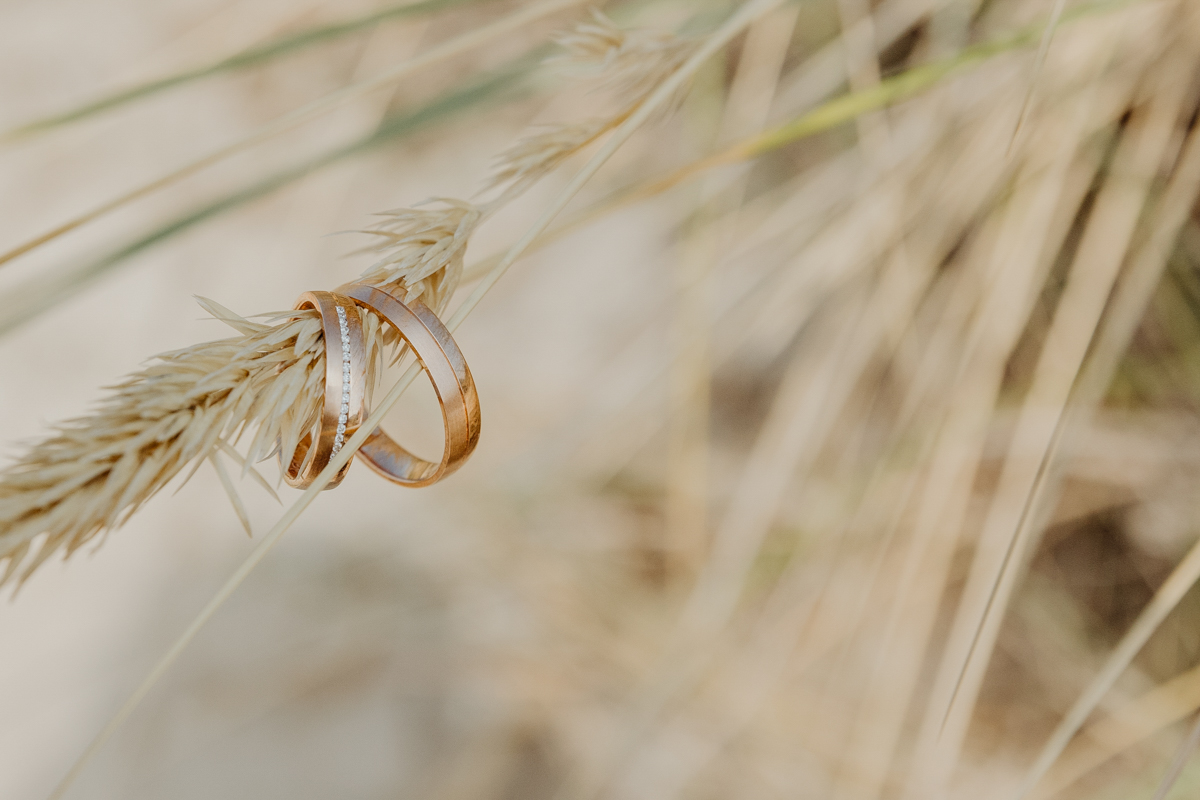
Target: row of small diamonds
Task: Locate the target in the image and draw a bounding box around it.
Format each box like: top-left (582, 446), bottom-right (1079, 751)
top-left (331, 306), bottom-right (352, 456)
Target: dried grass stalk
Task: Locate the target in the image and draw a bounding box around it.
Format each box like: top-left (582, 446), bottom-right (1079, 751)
top-left (0, 8), bottom-right (701, 589)
top-left (0, 306), bottom-right (326, 585)
top-left (488, 10), bottom-right (701, 196)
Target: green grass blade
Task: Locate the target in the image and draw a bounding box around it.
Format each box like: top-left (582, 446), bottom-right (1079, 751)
top-left (610, 0), bottom-right (1137, 202)
top-left (0, 60), bottom-right (533, 337)
top-left (747, 0), bottom-right (1136, 157)
top-left (2, 0), bottom-right (494, 139)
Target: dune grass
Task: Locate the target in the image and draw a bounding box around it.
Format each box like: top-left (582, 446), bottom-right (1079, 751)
top-left (4, 0), bottom-right (1200, 799)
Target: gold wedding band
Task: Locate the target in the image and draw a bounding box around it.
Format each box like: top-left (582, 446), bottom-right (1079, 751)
top-left (282, 291), bottom-right (367, 490)
top-left (340, 283), bottom-right (481, 488)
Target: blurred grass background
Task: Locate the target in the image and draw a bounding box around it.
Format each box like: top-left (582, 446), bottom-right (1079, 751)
top-left (2, 0), bottom-right (1200, 798)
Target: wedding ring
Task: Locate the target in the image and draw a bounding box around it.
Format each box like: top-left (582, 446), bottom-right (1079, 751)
top-left (282, 291), bottom-right (367, 490)
top-left (339, 283), bottom-right (481, 487)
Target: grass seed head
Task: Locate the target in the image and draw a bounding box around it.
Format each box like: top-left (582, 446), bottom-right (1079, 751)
top-left (550, 9), bottom-right (697, 102)
top-left (356, 199), bottom-right (482, 312)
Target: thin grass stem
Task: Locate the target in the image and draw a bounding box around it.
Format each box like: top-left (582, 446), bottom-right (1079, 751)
top-left (1008, 0), bottom-right (1070, 154)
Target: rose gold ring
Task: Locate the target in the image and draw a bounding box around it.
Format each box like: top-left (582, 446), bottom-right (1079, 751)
top-left (282, 291), bottom-right (367, 490)
top-left (339, 283), bottom-right (481, 488)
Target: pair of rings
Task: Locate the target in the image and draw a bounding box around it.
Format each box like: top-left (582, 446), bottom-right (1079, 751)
top-left (283, 283), bottom-right (481, 490)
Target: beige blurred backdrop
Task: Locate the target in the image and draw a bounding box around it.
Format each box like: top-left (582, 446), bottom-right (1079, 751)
top-left (3, 1), bottom-right (1200, 799)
